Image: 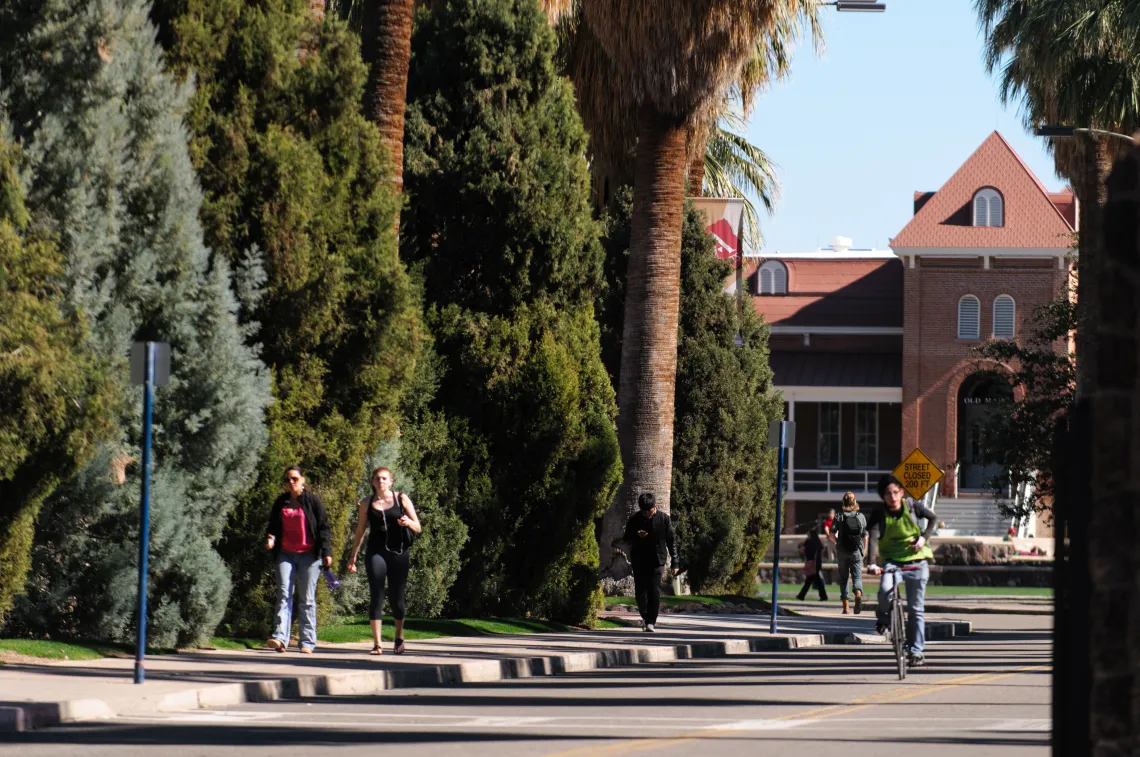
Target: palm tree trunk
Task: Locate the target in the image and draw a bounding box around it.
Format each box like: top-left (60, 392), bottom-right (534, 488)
top-left (687, 129), bottom-right (707, 197)
top-left (599, 107), bottom-right (689, 579)
top-left (1074, 135), bottom-right (1112, 396)
top-left (361, 0), bottom-right (416, 199)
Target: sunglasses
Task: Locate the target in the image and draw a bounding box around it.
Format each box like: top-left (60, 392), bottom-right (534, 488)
top-left (287, 476), bottom-right (302, 483)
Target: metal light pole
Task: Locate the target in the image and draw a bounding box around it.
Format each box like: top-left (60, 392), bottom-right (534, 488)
top-left (130, 341), bottom-right (170, 685)
top-left (767, 420), bottom-right (795, 634)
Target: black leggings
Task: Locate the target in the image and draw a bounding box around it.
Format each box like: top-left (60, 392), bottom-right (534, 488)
top-left (366, 548), bottom-right (410, 621)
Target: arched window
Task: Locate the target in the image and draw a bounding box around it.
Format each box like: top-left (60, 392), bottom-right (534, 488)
top-left (993, 295), bottom-right (1015, 339)
top-left (973, 188), bottom-right (1004, 227)
top-left (958, 295), bottom-right (980, 339)
top-left (758, 260), bottom-right (787, 295)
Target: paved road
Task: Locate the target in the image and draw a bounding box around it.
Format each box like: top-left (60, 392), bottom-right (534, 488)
top-left (0, 613), bottom-right (1050, 757)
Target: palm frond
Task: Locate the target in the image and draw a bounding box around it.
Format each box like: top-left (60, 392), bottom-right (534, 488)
top-left (702, 109), bottom-right (780, 250)
top-left (975, 0), bottom-right (1140, 183)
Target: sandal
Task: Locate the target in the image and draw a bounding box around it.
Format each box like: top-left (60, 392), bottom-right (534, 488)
top-left (370, 643), bottom-right (382, 656)
top-left (394, 638), bottom-right (406, 655)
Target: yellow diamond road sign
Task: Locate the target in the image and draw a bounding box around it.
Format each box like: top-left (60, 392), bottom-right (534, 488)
top-left (892, 448), bottom-right (944, 501)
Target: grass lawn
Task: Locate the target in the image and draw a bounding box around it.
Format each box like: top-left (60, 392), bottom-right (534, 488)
top-left (1, 616), bottom-right (626, 660)
top-left (0, 639), bottom-right (114, 661)
top-left (754, 583), bottom-right (1052, 599)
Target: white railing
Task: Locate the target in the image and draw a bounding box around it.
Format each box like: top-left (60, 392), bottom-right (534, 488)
top-left (790, 468), bottom-right (891, 494)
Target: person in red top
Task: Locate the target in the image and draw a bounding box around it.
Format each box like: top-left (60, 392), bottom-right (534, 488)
top-left (265, 466), bottom-right (332, 653)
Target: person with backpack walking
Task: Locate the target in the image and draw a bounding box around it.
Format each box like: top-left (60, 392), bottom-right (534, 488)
top-left (796, 528), bottom-right (828, 601)
top-left (265, 466), bottom-right (333, 653)
top-left (618, 492), bottom-right (679, 632)
top-left (348, 467), bottom-right (421, 656)
top-left (829, 492), bottom-right (868, 615)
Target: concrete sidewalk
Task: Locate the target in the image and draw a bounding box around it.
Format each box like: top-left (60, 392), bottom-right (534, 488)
top-left (0, 612), bottom-right (971, 733)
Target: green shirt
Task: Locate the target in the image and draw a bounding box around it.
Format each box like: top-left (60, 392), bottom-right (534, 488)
top-left (878, 505), bottom-right (934, 563)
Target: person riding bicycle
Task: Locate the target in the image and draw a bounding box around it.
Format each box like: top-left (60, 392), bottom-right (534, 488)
top-left (866, 474), bottom-right (936, 668)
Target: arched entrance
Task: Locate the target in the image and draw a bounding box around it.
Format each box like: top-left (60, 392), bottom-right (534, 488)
top-left (956, 372), bottom-right (1013, 492)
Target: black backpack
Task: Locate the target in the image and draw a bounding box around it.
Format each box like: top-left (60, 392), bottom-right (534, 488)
top-left (837, 512), bottom-right (865, 552)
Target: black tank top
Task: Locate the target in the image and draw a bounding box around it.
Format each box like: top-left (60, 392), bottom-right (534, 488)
top-left (366, 495), bottom-right (405, 554)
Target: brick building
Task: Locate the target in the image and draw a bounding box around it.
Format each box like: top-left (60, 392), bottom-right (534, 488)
top-left (750, 132), bottom-right (1074, 534)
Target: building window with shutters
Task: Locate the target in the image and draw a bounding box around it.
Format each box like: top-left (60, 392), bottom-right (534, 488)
top-left (757, 260), bottom-right (788, 295)
top-left (958, 295), bottom-right (980, 339)
top-left (818, 403), bottom-right (841, 468)
top-left (993, 294), bottom-right (1015, 339)
top-left (855, 403), bottom-right (878, 469)
top-left (972, 188), bottom-right (1004, 226)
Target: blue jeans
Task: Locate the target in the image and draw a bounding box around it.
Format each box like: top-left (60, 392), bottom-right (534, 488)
top-left (274, 551), bottom-right (321, 650)
top-left (876, 560), bottom-right (929, 656)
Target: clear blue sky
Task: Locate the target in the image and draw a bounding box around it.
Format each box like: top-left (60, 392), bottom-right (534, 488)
top-left (744, 0), bottom-right (1066, 254)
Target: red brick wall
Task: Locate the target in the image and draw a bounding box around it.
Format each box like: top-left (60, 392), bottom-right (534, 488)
top-left (901, 257), bottom-right (1070, 495)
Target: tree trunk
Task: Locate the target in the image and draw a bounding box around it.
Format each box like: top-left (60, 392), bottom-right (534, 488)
top-left (1086, 142), bottom-right (1140, 755)
top-left (598, 107), bottom-right (689, 579)
top-left (361, 0), bottom-right (415, 199)
top-left (1073, 135), bottom-right (1112, 396)
top-left (687, 128), bottom-right (707, 197)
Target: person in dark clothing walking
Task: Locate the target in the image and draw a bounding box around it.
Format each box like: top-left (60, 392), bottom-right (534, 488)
top-left (796, 528), bottom-right (828, 601)
top-left (349, 467), bottom-right (422, 656)
top-left (265, 466), bottom-right (333, 653)
top-left (619, 493), bottom-right (679, 632)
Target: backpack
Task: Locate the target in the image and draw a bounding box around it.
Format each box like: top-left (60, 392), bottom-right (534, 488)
top-left (837, 512), bottom-right (865, 552)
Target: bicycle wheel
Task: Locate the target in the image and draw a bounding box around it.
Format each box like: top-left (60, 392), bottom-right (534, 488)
top-left (892, 588), bottom-right (907, 680)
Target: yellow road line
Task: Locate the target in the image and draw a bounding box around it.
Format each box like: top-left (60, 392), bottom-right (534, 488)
top-left (537, 664), bottom-right (1048, 757)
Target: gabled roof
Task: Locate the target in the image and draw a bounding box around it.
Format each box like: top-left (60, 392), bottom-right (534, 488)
top-left (751, 259), bottom-right (903, 328)
top-left (890, 131), bottom-right (1075, 250)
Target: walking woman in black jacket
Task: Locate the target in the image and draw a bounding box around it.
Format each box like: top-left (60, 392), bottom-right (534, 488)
top-left (265, 466), bottom-right (332, 653)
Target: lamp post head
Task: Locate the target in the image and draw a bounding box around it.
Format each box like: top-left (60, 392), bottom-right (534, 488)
top-left (1035, 125), bottom-right (1077, 138)
top-left (835, 1), bottom-right (886, 11)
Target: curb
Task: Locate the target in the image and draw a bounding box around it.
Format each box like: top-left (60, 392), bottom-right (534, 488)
top-left (0, 621), bottom-right (970, 733)
top-left (923, 603), bottom-right (1051, 616)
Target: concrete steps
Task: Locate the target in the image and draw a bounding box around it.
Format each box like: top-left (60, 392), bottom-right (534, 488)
top-left (931, 497), bottom-right (1012, 537)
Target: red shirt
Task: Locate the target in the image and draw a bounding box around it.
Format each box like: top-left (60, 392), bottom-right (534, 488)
top-left (280, 506), bottom-right (312, 554)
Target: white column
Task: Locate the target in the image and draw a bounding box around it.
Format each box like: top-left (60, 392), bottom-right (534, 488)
top-left (788, 399), bottom-right (796, 491)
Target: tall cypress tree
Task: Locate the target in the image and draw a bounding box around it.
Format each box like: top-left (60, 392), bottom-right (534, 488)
top-left (147, 0), bottom-right (422, 633)
top-left (0, 135), bottom-right (116, 628)
top-left (0, 0), bottom-right (271, 646)
top-left (600, 191), bottom-right (781, 595)
top-left (402, 0), bottom-right (621, 623)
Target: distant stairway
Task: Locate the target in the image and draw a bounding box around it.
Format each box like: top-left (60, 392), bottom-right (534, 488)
top-left (931, 496), bottom-right (1012, 537)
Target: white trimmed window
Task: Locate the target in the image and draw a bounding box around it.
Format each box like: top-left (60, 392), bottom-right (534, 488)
top-left (958, 295), bottom-right (980, 339)
top-left (758, 260), bottom-right (788, 295)
top-left (855, 403), bottom-right (878, 469)
top-left (993, 295), bottom-right (1016, 339)
top-left (973, 188), bottom-right (1004, 227)
top-left (818, 403), bottom-right (840, 468)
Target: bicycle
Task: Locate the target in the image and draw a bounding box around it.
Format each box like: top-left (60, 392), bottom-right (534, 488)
top-left (878, 563), bottom-right (923, 680)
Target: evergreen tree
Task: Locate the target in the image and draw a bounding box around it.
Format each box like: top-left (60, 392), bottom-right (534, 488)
top-left (0, 0), bottom-right (271, 646)
top-left (402, 0), bottom-right (621, 623)
top-left (600, 191), bottom-right (781, 595)
top-left (0, 135), bottom-right (116, 628)
top-left (147, 0), bottom-right (422, 633)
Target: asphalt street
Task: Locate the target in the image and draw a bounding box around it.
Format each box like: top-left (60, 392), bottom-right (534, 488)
top-left (0, 613), bottom-right (1051, 757)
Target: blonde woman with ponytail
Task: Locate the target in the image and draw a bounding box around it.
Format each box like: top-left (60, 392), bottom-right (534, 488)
top-left (831, 491), bottom-right (868, 614)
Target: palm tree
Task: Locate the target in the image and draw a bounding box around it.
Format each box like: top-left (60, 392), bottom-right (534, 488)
top-left (977, 0), bottom-right (1140, 394)
top-left (580, 1), bottom-right (806, 576)
top-left (334, 0), bottom-right (574, 196)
